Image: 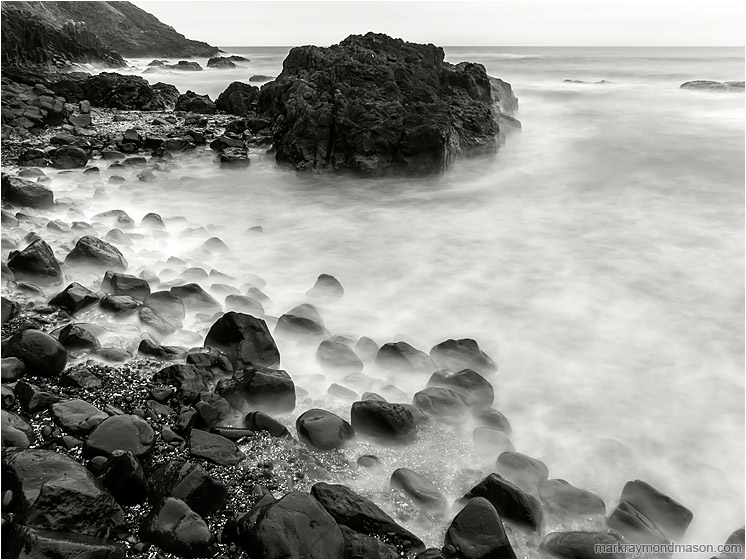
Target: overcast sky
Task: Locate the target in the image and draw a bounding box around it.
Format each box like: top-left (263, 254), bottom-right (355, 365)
top-left (132, 1), bottom-right (745, 47)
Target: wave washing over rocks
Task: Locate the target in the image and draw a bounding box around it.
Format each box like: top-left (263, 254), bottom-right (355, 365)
top-left (1, 28), bottom-right (745, 560)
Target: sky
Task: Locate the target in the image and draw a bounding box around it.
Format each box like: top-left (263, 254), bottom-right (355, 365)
top-left (132, 0), bottom-right (745, 47)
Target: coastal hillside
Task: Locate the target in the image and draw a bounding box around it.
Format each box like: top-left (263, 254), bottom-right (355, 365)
top-left (0, 1), bottom-right (218, 68)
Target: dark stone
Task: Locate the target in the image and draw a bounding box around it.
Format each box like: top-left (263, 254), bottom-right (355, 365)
top-left (2, 297), bottom-right (20, 323)
top-left (606, 501), bottom-right (669, 545)
top-left (1, 357), bottom-right (26, 382)
top-left (138, 339), bottom-right (187, 361)
top-left (225, 294), bottom-right (265, 315)
top-left (144, 290), bottom-right (186, 319)
top-left (2, 448), bottom-right (127, 538)
top-left (209, 134), bottom-right (244, 151)
top-left (69, 113), bottom-right (92, 127)
top-left (2, 410), bottom-right (36, 447)
top-left (539, 531), bottom-right (626, 559)
top-left (204, 311), bottom-right (280, 369)
top-left (50, 398), bottom-right (107, 435)
top-left (207, 56), bottom-right (237, 69)
top-left (427, 368), bottom-right (494, 408)
top-left (390, 468), bottom-right (448, 514)
top-left (49, 282), bottom-right (99, 313)
top-left (139, 306), bottom-right (182, 334)
top-left (538, 479), bottom-right (606, 517)
top-left (311, 482), bottom-right (425, 554)
top-left (153, 363), bottom-right (211, 404)
top-left (186, 346), bottom-right (233, 375)
top-left (306, 273), bottom-right (344, 299)
top-left (465, 473), bottom-right (544, 532)
top-left (100, 293), bottom-right (141, 314)
top-left (416, 548), bottom-right (447, 559)
top-left (60, 368), bottom-right (102, 389)
top-left (83, 414), bottom-right (156, 463)
top-left (221, 364), bottom-right (296, 413)
top-left (79, 73), bottom-right (175, 110)
top-left (8, 238), bottom-right (63, 285)
top-left (141, 212), bottom-right (165, 228)
top-left (189, 429), bottom-right (244, 466)
top-left (6, 329), bottom-right (67, 377)
top-left (243, 411), bottom-right (290, 437)
top-left (444, 497), bottom-right (516, 559)
top-left (339, 524), bottom-right (400, 559)
top-left (65, 235), bottom-right (127, 270)
top-left (722, 527), bottom-right (745, 559)
top-left (101, 270), bottom-right (150, 300)
top-left (616, 479), bottom-right (693, 540)
top-left (317, 339), bottom-right (364, 370)
top-left (1, 173), bottom-right (54, 208)
top-left (430, 338), bottom-right (497, 376)
top-left (275, 313), bottom-right (329, 341)
top-left (51, 145), bottom-right (88, 169)
top-left (170, 283), bottom-right (220, 310)
top-left (376, 341), bottom-right (434, 372)
top-left (140, 497), bottom-right (218, 558)
top-left (680, 80), bottom-right (745, 91)
top-left (18, 148), bottom-right (49, 167)
top-left (350, 400), bottom-right (417, 443)
top-left (474, 408), bottom-right (513, 435)
top-left (153, 82), bottom-right (181, 110)
top-left (239, 491), bottom-right (344, 558)
top-left (215, 81), bottom-right (260, 116)
top-left (147, 460), bottom-right (228, 516)
top-left (413, 387), bottom-right (469, 424)
top-left (175, 90), bottom-right (216, 114)
top-left (296, 408), bottom-right (354, 450)
top-left (14, 379), bottom-right (61, 413)
top-left (495, 452), bottom-right (549, 495)
top-left (99, 450), bottom-right (149, 506)
top-left (249, 74), bottom-right (274, 82)
top-left (3, 525), bottom-right (126, 558)
top-left (168, 60), bottom-right (203, 71)
top-left (219, 146), bottom-right (251, 168)
top-left (58, 323), bottom-right (100, 351)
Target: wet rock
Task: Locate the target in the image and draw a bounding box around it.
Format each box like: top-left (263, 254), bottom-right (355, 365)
top-left (138, 339), bottom-right (187, 360)
top-left (204, 311), bottom-right (280, 369)
top-left (275, 313), bottom-right (329, 341)
top-left (99, 449), bottom-right (149, 506)
top-left (51, 145), bottom-right (88, 168)
top-left (296, 408), bottom-right (355, 450)
top-left (6, 329), bottom-right (67, 377)
top-left (427, 368), bottom-right (494, 408)
top-left (170, 283), bottom-right (220, 310)
top-left (473, 427), bottom-right (515, 458)
top-left (339, 524), bottom-right (400, 559)
top-left (495, 452), bottom-right (549, 495)
top-left (614, 479), bottom-right (693, 540)
top-left (60, 367), bottom-right (102, 389)
top-left (680, 80), bottom-right (745, 91)
top-left (416, 548), bottom-right (447, 558)
top-left (3, 525), bottom-right (126, 559)
top-left (101, 270), bottom-right (151, 300)
top-left (14, 379), bottom-right (61, 413)
top-left (539, 531), bottom-right (625, 559)
top-left (3, 448), bottom-right (127, 538)
top-left (376, 341), bottom-right (434, 372)
top-left (148, 460), bottom-right (228, 516)
top-left (207, 56), bottom-right (237, 69)
top-left (391, 468), bottom-right (448, 514)
top-left (317, 339), bottom-right (364, 371)
top-left (539, 479), bottom-right (606, 517)
top-left (1, 357), bottom-right (26, 382)
top-left (210, 134), bottom-right (244, 151)
top-left (1, 296), bottom-right (20, 323)
top-left (306, 273), bottom-right (344, 299)
top-left (175, 90), bottom-right (216, 113)
top-left (194, 392), bottom-right (231, 427)
top-left (219, 147), bottom-right (251, 168)
top-left (430, 338), bottom-right (497, 375)
top-left (65, 235), bottom-right (127, 270)
top-left (606, 501), bottom-right (669, 545)
top-left (1, 173), bottom-right (54, 208)
top-left (2, 385), bottom-right (16, 409)
top-left (100, 293), bottom-right (142, 314)
top-left (2, 410), bottom-right (36, 447)
top-left (77, 73), bottom-right (177, 111)
top-left (189, 428), bottom-right (244, 466)
top-left (141, 497), bottom-right (218, 558)
top-left (105, 227), bottom-right (132, 245)
top-left (328, 383), bottom-right (359, 400)
top-left (139, 306), bottom-right (182, 334)
top-left (58, 323), bottom-right (100, 351)
top-left (249, 74), bottom-right (274, 82)
top-left (473, 408), bottom-right (512, 435)
top-left (355, 336), bottom-right (379, 362)
top-left (215, 81), bottom-right (260, 116)
top-left (465, 473), bottom-right (544, 532)
top-left (350, 399), bottom-right (417, 443)
top-left (84, 414), bottom-right (156, 463)
top-left (239, 491), bottom-right (344, 558)
top-left (445, 497), bottom-right (516, 559)
top-left (413, 387), bottom-right (469, 424)
top-left (153, 363), bottom-right (211, 404)
top-left (243, 410), bottom-right (290, 437)
top-left (144, 290), bottom-right (186, 319)
top-left (225, 294), bottom-right (265, 315)
top-left (311, 482), bottom-right (425, 554)
top-left (49, 282), bottom-right (99, 313)
top-left (186, 346), bottom-right (233, 375)
top-left (50, 398), bottom-right (107, 435)
top-left (720, 527), bottom-right (745, 559)
top-left (141, 212), bottom-right (165, 228)
top-left (8, 238), bottom-right (63, 285)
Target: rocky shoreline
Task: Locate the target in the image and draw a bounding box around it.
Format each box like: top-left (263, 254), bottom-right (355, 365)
top-left (2, 33), bottom-right (744, 560)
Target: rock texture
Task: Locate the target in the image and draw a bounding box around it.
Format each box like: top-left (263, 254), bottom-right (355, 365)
top-left (257, 32), bottom-right (518, 175)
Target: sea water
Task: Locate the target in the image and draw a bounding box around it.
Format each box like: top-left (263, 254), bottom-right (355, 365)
top-left (42, 46), bottom-right (746, 553)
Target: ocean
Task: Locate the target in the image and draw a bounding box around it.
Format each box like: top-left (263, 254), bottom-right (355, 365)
top-left (59, 45), bottom-right (745, 553)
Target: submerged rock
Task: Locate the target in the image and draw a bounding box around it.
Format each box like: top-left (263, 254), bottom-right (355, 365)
top-left (429, 338), bottom-right (497, 375)
top-left (427, 368), bottom-right (494, 408)
top-left (465, 473), bottom-right (545, 532)
top-left (350, 399), bottom-right (417, 443)
top-left (8, 238), bottom-right (63, 285)
top-left (540, 531), bottom-right (625, 559)
top-left (538, 479), bottom-right (606, 517)
top-left (6, 329), bottom-right (67, 377)
top-left (390, 468), bottom-right (448, 514)
top-left (680, 80), bottom-right (744, 91)
top-left (445, 497), bottom-right (516, 559)
top-left (376, 341), bottom-right (434, 372)
top-left (140, 497), bottom-right (218, 558)
top-left (495, 451), bottom-right (549, 495)
top-left (204, 311), bottom-right (280, 369)
top-left (65, 235), bottom-right (127, 270)
top-left (296, 408), bottom-right (355, 450)
top-left (49, 282), bottom-right (99, 314)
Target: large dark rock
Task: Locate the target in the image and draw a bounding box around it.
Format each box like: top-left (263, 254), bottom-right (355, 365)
top-left (2, 409), bottom-right (36, 448)
top-left (50, 398), bottom-right (107, 435)
top-left (495, 451), bottom-right (548, 494)
top-left (243, 411), bottom-right (290, 437)
top-left (189, 428), bottom-right (244, 466)
top-left (350, 399), bottom-right (417, 443)
top-left (429, 338), bottom-right (497, 375)
top-left (175, 90), bottom-right (216, 113)
top-left (78, 72), bottom-right (175, 110)
top-left (465, 473), bottom-right (544, 532)
top-left (1, 173), bottom-right (54, 208)
top-left (444, 497), bottom-right (516, 559)
top-left (83, 414), bottom-right (156, 463)
top-left (148, 460), bottom-right (228, 516)
top-left (6, 329), bottom-right (67, 377)
top-left (376, 341), bottom-right (435, 372)
top-left (296, 408), bottom-right (355, 450)
top-left (58, 323), bottom-right (101, 352)
top-left (153, 363), bottom-right (211, 404)
top-left (615, 479), bottom-right (693, 541)
top-left (390, 468), bottom-right (448, 514)
top-left (207, 56), bottom-right (237, 69)
top-left (413, 387), bottom-right (469, 424)
top-left (99, 449), bottom-right (149, 506)
top-left (65, 236), bottom-right (127, 270)
top-left (606, 501), bottom-right (669, 545)
top-left (51, 145), bottom-right (88, 168)
top-left (539, 531), bottom-right (626, 559)
top-left (170, 283), bottom-right (220, 310)
top-left (101, 270), bottom-right (150, 300)
top-left (141, 497), bottom-right (218, 558)
top-left (8, 238), bottom-right (63, 285)
top-left (317, 338), bottom-right (364, 370)
top-left (339, 524), bottom-right (400, 559)
top-left (204, 312), bottom-right (280, 369)
top-left (49, 282), bottom-right (99, 314)
top-left (3, 525), bottom-right (126, 559)
top-left (216, 81), bottom-right (260, 115)
top-left (239, 491), bottom-right (344, 558)
top-left (538, 479), bottom-right (606, 517)
top-left (427, 368), bottom-right (494, 409)
top-left (216, 364), bottom-right (295, 413)
top-left (257, 33), bottom-right (517, 175)
top-left (2, 448), bottom-right (127, 539)
top-left (311, 482), bottom-right (425, 554)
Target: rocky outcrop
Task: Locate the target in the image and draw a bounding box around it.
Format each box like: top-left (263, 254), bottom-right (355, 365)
top-left (216, 82), bottom-right (260, 116)
top-left (680, 80), bottom-right (744, 91)
top-left (257, 33), bottom-right (518, 175)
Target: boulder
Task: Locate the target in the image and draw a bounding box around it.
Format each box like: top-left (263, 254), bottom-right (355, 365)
top-left (225, 294), bottom-right (265, 316)
top-left (539, 531), bottom-right (625, 559)
top-left (680, 80), bottom-right (745, 91)
top-left (615, 479), bottom-right (693, 541)
top-left (1, 173), bottom-right (54, 208)
top-left (216, 365), bottom-right (296, 413)
top-left (14, 379), bottom-right (61, 413)
top-left (51, 145), bottom-right (88, 169)
top-left (427, 368), bottom-right (494, 408)
top-left (168, 60), bottom-right (203, 71)
top-left (2, 448), bottom-right (127, 538)
top-left (204, 312), bottom-right (280, 369)
top-left (2, 297), bottom-right (20, 323)
top-left (444, 497), bottom-right (516, 558)
top-left (189, 428), bottom-right (244, 466)
top-left (207, 56), bottom-right (236, 69)
top-left (306, 273), bottom-right (344, 299)
top-left (175, 90), bottom-right (216, 114)
top-left (65, 235), bottom-right (127, 270)
top-left (495, 452), bottom-right (549, 494)
top-left (257, 33), bottom-right (516, 175)
top-left (101, 293), bottom-right (141, 314)
top-left (339, 524), bottom-right (400, 559)
top-left (239, 491), bottom-right (344, 558)
top-left (79, 72), bottom-right (174, 110)
top-left (296, 408), bottom-right (354, 450)
top-left (606, 501), bottom-right (669, 545)
top-left (139, 306), bottom-right (182, 334)
top-left (538, 479), bottom-right (606, 517)
top-left (138, 339), bottom-right (186, 360)
top-left (49, 282), bottom-right (99, 314)
top-left (58, 323), bottom-right (100, 351)
top-left (2, 409), bottom-right (36, 447)
top-left (144, 290), bottom-right (186, 319)
top-left (215, 81), bottom-right (260, 116)
top-left (3, 525), bottom-right (125, 559)
top-left (153, 363), bottom-right (211, 404)
top-left (350, 399), bottom-right (417, 443)
top-left (317, 339), bottom-right (364, 370)
top-left (413, 387), bottom-right (469, 423)
top-left (170, 283), bottom-right (220, 309)
top-left (148, 460), bottom-right (228, 516)
top-left (474, 408), bottom-right (513, 435)
top-left (50, 398), bottom-right (107, 435)
top-left (275, 313), bottom-right (329, 341)
top-left (6, 329), bottom-right (67, 377)
top-left (429, 338), bottom-right (497, 375)
top-left (311, 482), bottom-right (425, 554)
top-left (465, 473), bottom-right (544, 532)
top-left (99, 449), bottom-right (149, 506)
top-left (8, 238), bottom-right (63, 285)
top-left (243, 411), bottom-right (290, 437)
top-left (390, 468), bottom-right (448, 514)
top-left (219, 146), bottom-right (251, 167)
top-left (141, 497), bottom-right (218, 558)
top-left (101, 270), bottom-right (150, 300)
top-left (83, 414), bottom-right (156, 463)
top-left (376, 341), bottom-right (434, 372)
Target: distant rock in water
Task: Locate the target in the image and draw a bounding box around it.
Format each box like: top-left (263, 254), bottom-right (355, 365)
top-left (563, 79), bottom-right (613, 84)
top-left (257, 32), bottom-right (519, 175)
top-left (207, 57), bottom-right (237, 69)
top-left (680, 80), bottom-right (744, 91)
